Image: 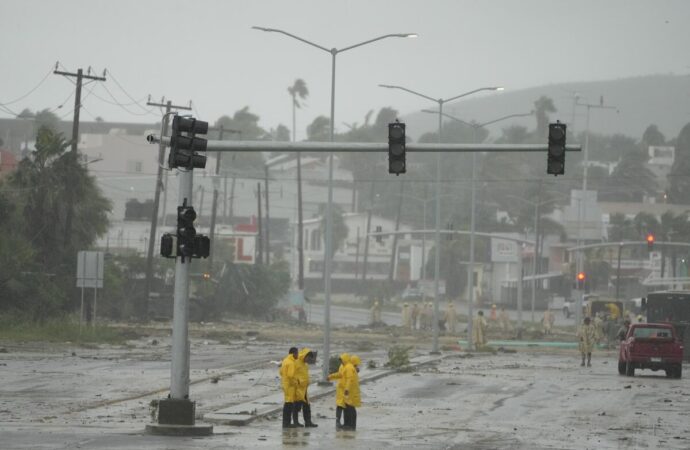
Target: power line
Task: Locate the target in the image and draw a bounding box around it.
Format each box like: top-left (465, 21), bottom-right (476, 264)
top-left (0, 65), bottom-right (54, 106)
top-left (105, 69), bottom-right (155, 115)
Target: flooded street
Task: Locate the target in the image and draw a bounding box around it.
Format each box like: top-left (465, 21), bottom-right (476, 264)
top-left (1, 336), bottom-right (688, 449)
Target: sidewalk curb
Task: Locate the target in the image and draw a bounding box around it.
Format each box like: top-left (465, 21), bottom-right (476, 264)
top-left (204, 354), bottom-right (445, 426)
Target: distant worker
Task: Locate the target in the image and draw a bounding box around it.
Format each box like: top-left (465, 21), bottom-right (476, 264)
top-left (401, 303), bottom-right (411, 329)
top-left (472, 310), bottom-right (488, 349)
top-left (343, 354), bottom-right (362, 430)
top-left (410, 303), bottom-right (420, 330)
top-left (499, 307), bottom-right (512, 333)
top-left (327, 353), bottom-right (350, 429)
top-left (369, 300), bottom-right (380, 326)
top-left (419, 302), bottom-right (430, 330)
top-left (444, 302), bottom-right (457, 334)
top-left (617, 319), bottom-right (631, 341)
top-left (279, 347), bottom-right (299, 428)
top-left (293, 348), bottom-right (318, 427)
top-left (542, 309), bottom-right (554, 335)
top-left (577, 317), bottom-right (597, 367)
top-left (607, 302), bottom-right (621, 321)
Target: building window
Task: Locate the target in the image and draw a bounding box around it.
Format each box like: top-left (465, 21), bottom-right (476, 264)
top-left (126, 160), bottom-right (143, 173)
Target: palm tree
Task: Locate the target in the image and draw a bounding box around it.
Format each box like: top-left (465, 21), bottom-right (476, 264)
top-left (288, 79), bottom-right (309, 142)
top-left (288, 79), bottom-right (309, 290)
top-left (533, 96), bottom-right (557, 139)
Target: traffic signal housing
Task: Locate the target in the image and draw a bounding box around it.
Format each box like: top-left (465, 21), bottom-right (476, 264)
top-left (375, 225), bottom-right (383, 244)
top-left (388, 121), bottom-right (406, 175)
top-left (647, 233), bottom-right (655, 252)
top-left (194, 235), bottom-right (210, 259)
top-left (169, 115), bottom-right (209, 169)
top-left (177, 204), bottom-right (197, 261)
top-left (576, 271), bottom-right (585, 290)
top-left (547, 122), bottom-right (567, 175)
top-left (160, 233), bottom-right (176, 258)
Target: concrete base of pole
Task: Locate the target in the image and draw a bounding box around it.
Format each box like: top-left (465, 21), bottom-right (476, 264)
top-left (156, 398), bottom-right (196, 425)
top-left (145, 423), bottom-right (213, 436)
top-left (147, 399), bottom-right (213, 436)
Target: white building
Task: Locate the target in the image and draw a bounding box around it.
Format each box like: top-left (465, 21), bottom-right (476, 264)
top-left (297, 212), bottom-right (426, 291)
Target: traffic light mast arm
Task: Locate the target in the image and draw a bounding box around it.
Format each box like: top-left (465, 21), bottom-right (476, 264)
top-left (149, 136), bottom-right (582, 153)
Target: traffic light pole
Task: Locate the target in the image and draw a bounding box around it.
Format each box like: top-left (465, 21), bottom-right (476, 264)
top-left (144, 100), bottom-right (191, 319)
top-left (170, 169), bottom-right (193, 401)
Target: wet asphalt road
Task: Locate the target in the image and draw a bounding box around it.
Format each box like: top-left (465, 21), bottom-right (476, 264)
top-left (2, 338), bottom-right (689, 449)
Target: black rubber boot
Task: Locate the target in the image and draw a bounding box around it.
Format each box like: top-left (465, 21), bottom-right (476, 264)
top-left (343, 405), bottom-right (357, 430)
top-left (282, 403), bottom-right (293, 428)
top-left (335, 406), bottom-right (343, 429)
top-left (292, 401), bottom-right (304, 427)
top-left (304, 403), bottom-right (318, 427)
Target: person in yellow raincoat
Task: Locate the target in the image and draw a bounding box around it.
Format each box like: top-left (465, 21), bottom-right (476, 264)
top-left (410, 303), bottom-right (420, 330)
top-left (577, 317), bottom-right (597, 367)
top-left (444, 302), bottom-right (457, 334)
top-left (499, 307), bottom-right (512, 334)
top-left (401, 303), bottom-right (411, 329)
top-left (293, 348), bottom-right (318, 427)
top-left (327, 353), bottom-right (350, 429)
top-left (343, 354), bottom-right (361, 430)
top-left (279, 347), bottom-right (299, 428)
top-left (472, 310), bottom-right (488, 349)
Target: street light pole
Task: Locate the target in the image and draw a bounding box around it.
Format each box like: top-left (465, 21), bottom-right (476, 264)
top-left (380, 85), bottom-right (503, 353)
top-left (575, 99), bottom-right (618, 273)
top-left (254, 26), bottom-right (417, 381)
top-left (420, 109), bottom-right (533, 345)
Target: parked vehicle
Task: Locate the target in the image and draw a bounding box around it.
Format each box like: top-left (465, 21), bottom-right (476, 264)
top-left (587, 299), bottom-right (624, 320)
top-left (643, 290), bottom-right (690, 361)
top-left (618, 323), bottom-right (683, 378)
top-left (562, 294), bottom-right (594, 318)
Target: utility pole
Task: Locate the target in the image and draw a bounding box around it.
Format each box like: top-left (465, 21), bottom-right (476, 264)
top-left (143, 99), bottom-right (191, 319)
top-left (208, 125), bottom-right (240, 268)
top-left (264, 164), bottom-right (271, 265)
top-left (256, 183), bottom-right (264, 265)
top-left (53, 66), bottom-right (106, 248)
top-left (388, 180), bottom-right (404, 285)
top-left (361, 179), bottom-right (376, 293)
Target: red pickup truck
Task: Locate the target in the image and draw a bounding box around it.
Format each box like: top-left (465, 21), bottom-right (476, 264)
top-left (618, 323), bottom-right (683, 378)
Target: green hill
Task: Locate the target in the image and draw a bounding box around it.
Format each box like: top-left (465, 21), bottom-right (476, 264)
top-left (402, 73), bottom-right (690, 142)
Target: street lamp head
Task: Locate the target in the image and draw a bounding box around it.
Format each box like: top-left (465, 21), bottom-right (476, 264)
top-left (251, 26), bottom-right (274, 32)
top-left (403, 33), bottom-right (418, 38)
top-left (378, 84), bottom-right (396, 89)
top-left (494, 87), bottom-right (505, 91)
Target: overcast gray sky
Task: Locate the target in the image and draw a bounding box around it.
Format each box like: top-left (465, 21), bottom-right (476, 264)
top-left (1, 0), bottom-right (688, 140)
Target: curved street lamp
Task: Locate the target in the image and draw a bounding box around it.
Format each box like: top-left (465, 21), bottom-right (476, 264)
top-left (379, 84), bottom-right (503, 353)
top-left (421, 108), bottom-right (533, 342)
top-left (253, 26), bottom-right (417, 381)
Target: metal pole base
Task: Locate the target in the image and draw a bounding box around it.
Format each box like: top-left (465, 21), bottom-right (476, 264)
top-left (146, 399), bottom-right (213, 436)
top-left (145, 423), bottom-right (213, 437)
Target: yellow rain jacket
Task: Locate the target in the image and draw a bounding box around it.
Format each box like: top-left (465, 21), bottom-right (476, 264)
top-left (294, 348), bottom-right (312, 403)
top-left (343, 355), bottom-right (361, 408)
top-left (577, 323), bottom-right (597, 354)
top-left (279, 353), bottom-right (297, 402)
top-left (328, 353), bottom-right (350, 407)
